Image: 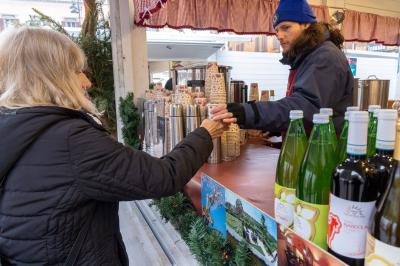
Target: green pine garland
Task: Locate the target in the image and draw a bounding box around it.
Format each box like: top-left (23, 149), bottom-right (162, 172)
top-left (151, 193), bottom-right (254, 266)
top-left (119, 93), bottom-right (141, 149)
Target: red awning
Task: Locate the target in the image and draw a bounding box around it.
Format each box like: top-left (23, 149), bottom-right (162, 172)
top-left (134, 0), bottom-right (400, 46)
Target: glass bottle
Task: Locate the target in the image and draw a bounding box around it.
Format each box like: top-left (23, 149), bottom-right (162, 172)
top-left (320, 108), bottom-right (338, 152)
top-left (294, 114), bottom-right (337, 250)
top-left (366, 119), bottom-right (400, 266)
top-left (367, 108), bottom-right (380, 157)
top-left (368, 110), bottom-right (398, 198)
top-left (337, 111), bottom-right (349, 163)
top-left (328, 111), bottom-right (378, 266)
top-left (275, 110), bottom-right (307, 228)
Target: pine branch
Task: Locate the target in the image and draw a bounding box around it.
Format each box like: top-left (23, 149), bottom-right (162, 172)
top-left (233, 241), bottom-right (252, 266)
top-left (31, 8), bottom-right (69, 37)
top-left (119, 93), bottom-right (141, 149)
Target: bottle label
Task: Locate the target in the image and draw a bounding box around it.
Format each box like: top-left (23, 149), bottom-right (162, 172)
top-left (376, 139), bottom-right (395, 151)
top-left (327, 194), bottom-right (376, 259)
top-left (347, 143), bottom-right (367, 155)
top-left (365, 233), bottom-right (400, 266)
top-left (274, 183), bottom-right (295, 227)
top-left (294, 198), bottom-right (329, 250)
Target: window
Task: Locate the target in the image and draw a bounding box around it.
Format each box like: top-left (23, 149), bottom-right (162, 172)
top-left (1, 15), bottom-right (19, 29)
top-left (62, 18), bottom-right (80, 28)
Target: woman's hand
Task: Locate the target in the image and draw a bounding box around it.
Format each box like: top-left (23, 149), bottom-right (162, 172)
top-left (210, 104), bottom-right (237, 124)
top-left (200, 119), bottom-right (226, 139)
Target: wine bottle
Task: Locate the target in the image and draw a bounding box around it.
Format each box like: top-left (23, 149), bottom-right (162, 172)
top-left (328, 111), bottom-right (378, 265)
top-left (320, 108), bottom-right (338, 152)
top-left (366, 119), bottom-right (400, 266)
top-left (337, 111), bottom-right (350, 163)
top-left (368, 110), bottom-right (398, 197)
top-left (275, 110), bottom-right (308, 228)
top-left (368, 105), bottom-right (381, 121)
top-left (338, 108), bottom-right (360, 162)
top-left (294, 114), bottom-right (337, 249)
top-left (367, 108), bottom-right (380, 157)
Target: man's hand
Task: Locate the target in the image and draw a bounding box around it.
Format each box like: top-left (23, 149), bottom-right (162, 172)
top-left (210, 104), bottom-right (237, 124)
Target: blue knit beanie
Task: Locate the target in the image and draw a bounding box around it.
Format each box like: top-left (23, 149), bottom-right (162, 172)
top-left (273, 0), bottom-right (317, 28)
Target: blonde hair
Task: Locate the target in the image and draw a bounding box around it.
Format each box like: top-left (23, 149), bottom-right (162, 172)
top-left (0, 26), bottom-right (98, 114)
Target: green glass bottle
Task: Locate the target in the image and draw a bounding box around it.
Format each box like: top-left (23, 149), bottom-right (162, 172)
top-left (366, 120), bottom-right (400, 265)
top-left (320, 108), bottom-right (337, 152)
top-left (337, 111), bottom-right (349, 163)
top-left (367, 108), bottom-right (380, 157)
top-left (337, 107), bottom-right (360, 163)
top-left (368, 105), bottom-right (381, 121)
top-left (275, 110), bottom-right (308, 228)
top-left (294, 114), bottom-right (338, 250)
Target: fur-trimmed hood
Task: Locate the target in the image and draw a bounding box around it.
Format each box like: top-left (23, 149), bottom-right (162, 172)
top-left (280, 23), bottom-right (332, 68)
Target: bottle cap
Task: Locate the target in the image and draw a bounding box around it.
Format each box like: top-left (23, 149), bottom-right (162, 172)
top-left (376, 109), bottom-right (398, 150)
top-left (289, 110), bottom-right (303, 120)
top-left (349, 111), bottom-right (369, 123)
top-left (378, 109), bottom-right (398, 121)
top-left (320, 108), bottom-right (333, 116)
top-left (313, 114), bottom-right (329, 124)
top-left (368, 105), bottom-right (381, 112)
top-left (346, 106), bottom-right (360, 112)
top-left (347, 111), bottom-right (369, 155)
top-left (373, 109), bottom-right (380, 118)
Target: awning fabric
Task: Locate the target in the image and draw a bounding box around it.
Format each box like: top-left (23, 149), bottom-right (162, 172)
top-left (134, 0), bottom-right (400, 46)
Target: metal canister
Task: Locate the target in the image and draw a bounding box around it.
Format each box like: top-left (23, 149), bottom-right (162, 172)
top-left (208, 138), bottom-right (222, 164)
top-left (241, 85), bottom-right (248, 103)
top-left (207, 104), bottom-right (222, 164)
top-left (229, 80), bottom-right (245, 103)
top-left (149, 101), bottom-right (158, 146)
top-left (143, 101), bottom-right (152, 149)
top-left (359, 76), bottom-right (390, 110)
top-left (186, 104), bottom-right (201, 135)
top-left (169, 104), bottom-right (184, 149)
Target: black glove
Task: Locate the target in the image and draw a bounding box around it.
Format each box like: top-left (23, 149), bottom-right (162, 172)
top-left (227, 103), bottom-right (246, 125)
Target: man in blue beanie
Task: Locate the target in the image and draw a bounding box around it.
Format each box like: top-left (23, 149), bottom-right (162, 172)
top-left (212, 0), bottom-right (353, 139)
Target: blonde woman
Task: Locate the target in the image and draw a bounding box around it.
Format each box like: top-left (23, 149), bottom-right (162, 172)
top-left (0, 27), bottom-right (224, 265)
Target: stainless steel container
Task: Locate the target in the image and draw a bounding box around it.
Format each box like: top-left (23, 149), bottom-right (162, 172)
top-left (353, 78), bottom-right (360, 107)
top-left (149, 101), bottom-right (159, 146)
top-left (229, 80), bottom-right (245, 103)
top-left (143, 101), bottom-right (152, 149)
top-left (186, 104), bottom-right (201, 134)
top-left (359, 76), bottom-right (390, 110)
top-left (241, 85), bottom-right (248, 103)
top-left (207, 104), bottom-right (222, 164)
top-left (208, 138), bottom-right (221, 164)
top-left (169, 104), bottom-right (184, 149)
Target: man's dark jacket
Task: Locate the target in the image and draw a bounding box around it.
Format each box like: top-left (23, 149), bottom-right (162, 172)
top-left (229, 29), bottom-right (354, 133)
top-left (0, 106), bottom-right (212, 265)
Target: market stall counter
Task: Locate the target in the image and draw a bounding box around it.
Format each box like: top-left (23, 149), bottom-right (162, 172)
top-left (184, 141), bottom-right (280, 217)
top-left (183, 141), bottom-right (347, 266)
